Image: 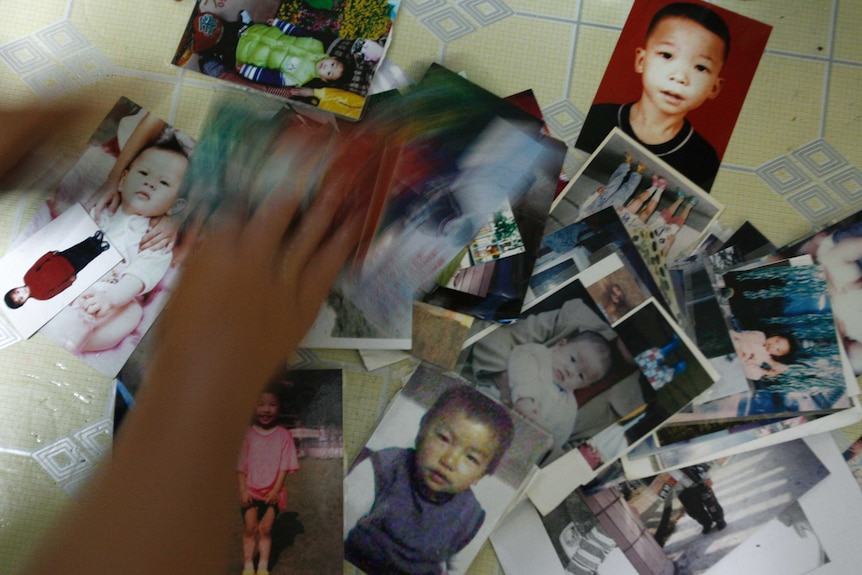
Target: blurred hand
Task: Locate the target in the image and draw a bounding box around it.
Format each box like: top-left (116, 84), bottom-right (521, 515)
top-left (154, 179), bottom-right (364, 389)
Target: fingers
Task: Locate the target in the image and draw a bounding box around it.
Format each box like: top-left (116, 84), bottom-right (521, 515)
top-left (296, 207), bottom-right (364, 302)
top-left (244, 184), bottom-right (303, 260)
top-left (279, 183), bottom-right (353, 280)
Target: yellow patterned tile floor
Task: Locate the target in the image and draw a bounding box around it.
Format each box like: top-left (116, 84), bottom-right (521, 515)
top-left (1, 1), bottom-right (860, 574)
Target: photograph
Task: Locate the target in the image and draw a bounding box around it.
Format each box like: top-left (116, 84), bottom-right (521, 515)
top-left (664, 259), bottom-right (857, 428)
top-left (424, 88), bottom-right (568, 322)
top-left (540, 489), bottom-right (634, 575)
top-left (530, 207), bottom-right (670, 316)
top-left (171, 0), bottom-right (400, 120)
top-left (409, 302), bottom-right (474, 372)
top-left (580, 438), bottom-right (829, 575)
top-left (706, 501), bottom-right (829, 575)
top-left (842, 436), bottom-right (862, 490)
top-left (722, 264), bottom-right (852, 415)
top-left (232, 367), bottom-right (344, 575)
top-left (582, 253), bottom-right (652, 326)
top-left (0, 205), bottom-right (122, 339)
top-left (342, 65), bottom-right (561, 333)
top-left (575, 298), bottom-right (718, 471)
top-left (344, 363), bottom-right (551, 575)
top-left (457, 278), bottom-right (641, 465)
top-left (12, 98), bottom-right (197, 377)
top-left (552, 129), bottom-right (724, 263)
top-left (665, 252), bottom-right (750, 404)
top-left (777, 207), bottom-right (862, 375)
top-left (574, 0), bottom-right (771, 191)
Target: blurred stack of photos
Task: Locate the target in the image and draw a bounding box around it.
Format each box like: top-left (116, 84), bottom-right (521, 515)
top-left (2, 1), bottom-right (862, 575)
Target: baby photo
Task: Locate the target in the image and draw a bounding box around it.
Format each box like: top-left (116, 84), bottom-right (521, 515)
top-left (458, 277), bottom-right (642, 466)
top-left (344, 363), bottom-right (551, 575)
top-left (12, 98), bottom-right (196, 377)
top-left (0, 204), bottom-right (122, 339)
top-left (575, 0), bottom-right (771, 192)
top-left (553, 128), bottom-right (724, 264)
top-left (233, 367), bottom-right (344, 575)
top-left (172, 0), bottom-right (400, 120)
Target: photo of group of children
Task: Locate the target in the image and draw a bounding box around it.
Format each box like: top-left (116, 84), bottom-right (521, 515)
top-left (172, 0), bottom-right (399, 120)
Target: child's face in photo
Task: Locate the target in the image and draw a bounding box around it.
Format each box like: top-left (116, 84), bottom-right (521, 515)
top-left (550, 337), bottom-right (610, 391)
top-left (609, 284), bottom-right (625, 304)
top-left (254, 392), bottom-right (280, 428)
top-left (635, 16), bottom-right (725, 117)
top-left (416, 409), bottom-right (499, 494)
top-left (765, 335), bottom-right (790, 357)
top-left (316, 57), bottom-right (344, 81)
top-left (7, 286), bottom-right (29, 305)
top-left (119, 147), bottom-right (188, 218)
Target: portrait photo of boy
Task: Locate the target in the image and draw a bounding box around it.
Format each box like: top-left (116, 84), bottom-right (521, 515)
top-left (344, 364), bottom-right (551, 575)
top-left (0, 205), bottom-right (121, 339)
top-left (575, 0), bottom-right (771, 192)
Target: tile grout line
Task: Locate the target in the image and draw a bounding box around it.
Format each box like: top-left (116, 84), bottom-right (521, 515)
top-left (819, 0), bottom-right (841, 140)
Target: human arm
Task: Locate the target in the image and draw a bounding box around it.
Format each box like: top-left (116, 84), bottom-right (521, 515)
top-left (0, 104), bottom-right (81, 181)
top-left (20, 173), bottom-right (364, 575)
top-left (265, 470), bottom-right (289, 505)
top-left (237, 63), bottom-right (300, 87)
top-left (238, 472), bottom-right (252, 507)
top-left (78, 275), bottom-right (145, 317)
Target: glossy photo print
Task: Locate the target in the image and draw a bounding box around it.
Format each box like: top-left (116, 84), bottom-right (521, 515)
top-left (575, 0), bottom-right (771, 191)
top-left (11, 98), bottom-right (196, 377)
top-left (172, 0), bottom-right (401, 120)
top-left (344, 364), bottom-right (550, 575)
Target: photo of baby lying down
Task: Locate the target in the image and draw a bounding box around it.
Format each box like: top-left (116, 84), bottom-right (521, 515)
top-left (458, 278), bottom-right (642, 465)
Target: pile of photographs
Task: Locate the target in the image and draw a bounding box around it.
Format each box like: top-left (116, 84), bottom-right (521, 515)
top-left (3, 2), bottom-right (862, 575)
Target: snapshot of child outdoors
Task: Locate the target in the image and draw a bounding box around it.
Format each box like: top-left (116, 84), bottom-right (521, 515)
top-left (235, 369), bottom-right (344, 575)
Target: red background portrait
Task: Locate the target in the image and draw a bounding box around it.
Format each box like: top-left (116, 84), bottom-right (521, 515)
top-left (587, 0), bottom-right (772, 159)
